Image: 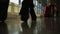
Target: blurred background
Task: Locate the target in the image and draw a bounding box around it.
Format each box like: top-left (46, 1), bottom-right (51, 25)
top-left (8, 0), bottom-right (43, 17)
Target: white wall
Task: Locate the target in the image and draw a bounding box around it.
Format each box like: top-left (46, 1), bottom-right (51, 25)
top-left (8, 3), bottom-right (20, 15)
top-left (10, 0), bottom-right (19, 4)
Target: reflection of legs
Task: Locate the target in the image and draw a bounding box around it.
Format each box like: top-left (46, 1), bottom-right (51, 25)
top-left (29, 21), bottom-right (37, 34)
top-left (30, 7), bottom-right (36, 21)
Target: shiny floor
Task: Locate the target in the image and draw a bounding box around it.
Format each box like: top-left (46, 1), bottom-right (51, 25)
top-left (0, 15), bottom-right (60, 34)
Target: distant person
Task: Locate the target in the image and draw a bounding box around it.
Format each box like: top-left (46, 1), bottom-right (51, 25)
top-left (19, 0), bottom-right (36, 23)
top-left (44, 0), bottom-right (57, 17)
top-left (0, 0), bottom-right (9, 22)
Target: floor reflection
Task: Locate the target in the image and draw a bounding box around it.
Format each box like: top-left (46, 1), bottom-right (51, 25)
top-left (6, 17), bottom-right (60, 34)
top-left (0, 22), bottom-right (8, 34)
top-left (42, 18), bottom-right (55, 34)
top-left (56, 18), bottom-right (60, 34)
top-left (19, 21), bottom-right (37, 34)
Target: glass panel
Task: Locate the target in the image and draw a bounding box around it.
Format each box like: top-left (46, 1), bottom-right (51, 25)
top-left (33, 0), bottom-right (43, 16)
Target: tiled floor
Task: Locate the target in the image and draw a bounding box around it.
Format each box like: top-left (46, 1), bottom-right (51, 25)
top-left (0, 15), bottom-right (60, 34)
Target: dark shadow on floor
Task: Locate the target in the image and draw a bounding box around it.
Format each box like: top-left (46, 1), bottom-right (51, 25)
top-left (0, 22), bottom-right (8, 34)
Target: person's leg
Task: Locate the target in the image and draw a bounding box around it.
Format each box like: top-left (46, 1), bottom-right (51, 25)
top-left (19, 7), bottom-right (29, 32)
top-left (30, 7), bottom-right (36, 21)
top-left (20, 7), bottom-right (29, 22)
top-left (0, 2), bottom-right (9, 22)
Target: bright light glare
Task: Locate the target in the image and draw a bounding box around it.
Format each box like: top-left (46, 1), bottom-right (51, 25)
top-left (10, 0), bottom-right (19, 4)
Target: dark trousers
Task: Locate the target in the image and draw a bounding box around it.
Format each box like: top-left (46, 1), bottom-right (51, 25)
top-left (29, 7), bottom-right (36, 21)
top-left (0, 2), bottom-right (9, 21)
top-left (20, 6), bottom-right (36, 21)
top-left (20, 7), bottom-right (29, 21)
